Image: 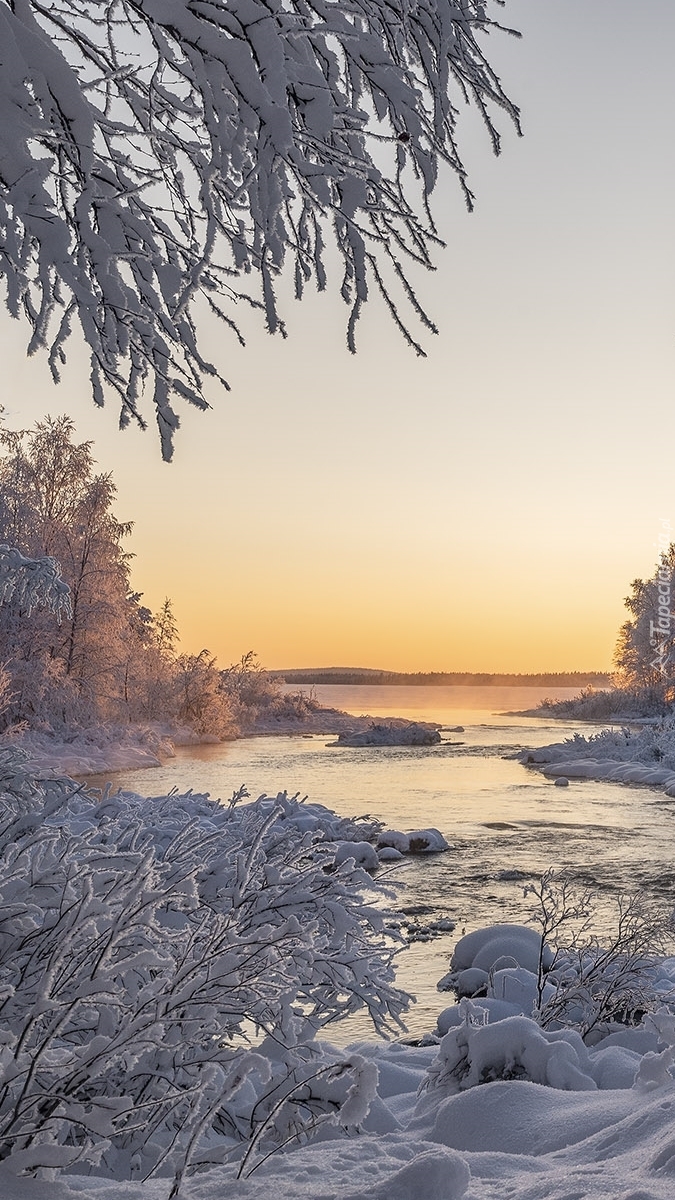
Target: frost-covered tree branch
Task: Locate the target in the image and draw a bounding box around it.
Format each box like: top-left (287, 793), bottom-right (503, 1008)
top-left (0, 0), bottom-right (519, 458)
top-left (0, 543), bottom-right (71, 619)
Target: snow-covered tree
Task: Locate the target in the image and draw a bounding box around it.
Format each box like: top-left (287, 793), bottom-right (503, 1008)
top-left (613, 544), bottom-right (675, 702)
top-left (0, 0), bottom-right (520, 458)
top-left (153, 597), bottom-right (179, 658)
top-left (0, 416), bottom-right (140, 728)
top-left (0, 544), bottom-right (71, 620)
top-left (174, 648), bottom-right (237, 738)
top-left (0, 542), bottom-right (72, 726)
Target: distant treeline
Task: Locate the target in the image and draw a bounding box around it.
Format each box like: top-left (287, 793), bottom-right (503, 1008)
top-left (272, 669), bottom-right (613, 688)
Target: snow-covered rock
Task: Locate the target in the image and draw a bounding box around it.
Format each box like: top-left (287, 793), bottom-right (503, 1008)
top-left (377, 846), bottom-right (405, 862)
top-left (407, 828), bottom-right (450, 854)
top-left (451, 924), bottom-right (549, 975)
top-left (454, 967), bottom-right (489, 998)
top-left (377, 827), bottom-right (449, 855)
top-left (336, 721), bottom-right (441, 747)
top-left (335, 841), bottom-right (380, 871)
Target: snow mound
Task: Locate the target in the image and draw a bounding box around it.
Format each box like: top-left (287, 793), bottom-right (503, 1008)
top-left (335, 840), bottom-right (380, 871)
top-left (451, 924), bottom-right (551, 975)
top-left (426, 1078), bottom-right (638, 1154)
top-left (425, 1015), bottom-right (598, 1095)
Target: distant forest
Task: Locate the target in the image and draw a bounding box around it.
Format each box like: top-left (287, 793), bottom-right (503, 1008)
top-left (273, 669), bottom-right (613, 688)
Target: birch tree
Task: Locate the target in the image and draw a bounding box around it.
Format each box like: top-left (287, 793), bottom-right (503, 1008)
top-left (0, 416), bottom-right (137, 727)
top-left (0, 0), bottom-right (520, 458)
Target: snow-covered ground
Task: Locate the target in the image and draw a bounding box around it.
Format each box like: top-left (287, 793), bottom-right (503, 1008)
top-left (6, 1077), bottom-right (675, 1199)
top-left (4, 725), bottom-right (185, 777)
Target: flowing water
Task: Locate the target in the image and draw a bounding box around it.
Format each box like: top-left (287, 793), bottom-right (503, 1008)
top-left (95, 685), bottom-right (675, 1039)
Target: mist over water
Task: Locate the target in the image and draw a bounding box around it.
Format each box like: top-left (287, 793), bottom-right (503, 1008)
top-left (102, 685), bottom-right (675, 1039)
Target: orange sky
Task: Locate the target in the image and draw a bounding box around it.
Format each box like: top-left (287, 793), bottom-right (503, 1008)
top-left (1, 0), bottom-right (673, 674)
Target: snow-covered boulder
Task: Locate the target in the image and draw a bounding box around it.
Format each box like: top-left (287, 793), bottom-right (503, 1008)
top-left (521, 743), bottom-right (571, 765)
top-left (336, 721), bottom-right (441, 747)
top-left (407, 828), bottom-right (449, 854)
top-left (377, 828), bottom-right (449, 855)
top-left (453, 967), bottom-right (489, 998)
top-left (377, 830), bottom-right (411, 853)
top-left (451, 924), bottom-right (550, 975)
top-left (334, 841), bottom-right (380, 871)
top-left (588, 1043), bottom-right (643, 1089)
top-left (377, 846), bottom-right (405, 863)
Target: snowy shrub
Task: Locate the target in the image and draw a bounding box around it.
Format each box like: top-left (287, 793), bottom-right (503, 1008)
top-left (527, 871), bottom-right (674, 1042)
top-left (530, 721), bottom-right (675, 773)
top-left (540, 686), bottom-right (670, 721)
top-left (423, 1007), bottom-right (597, 1094)
top-left (633, 1010), bottom-right (675, 1091)
top-left (0, 756), bottom-right (408, 1186)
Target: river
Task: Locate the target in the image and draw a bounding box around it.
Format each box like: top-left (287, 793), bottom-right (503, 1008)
top-left (98, 684), bottom-right (675, 1039)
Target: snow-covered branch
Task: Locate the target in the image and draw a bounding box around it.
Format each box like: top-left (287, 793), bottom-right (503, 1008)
top-left (0, 0), bottom-right (519, 457)
top-left (0, 544), bottom-right (71, 620)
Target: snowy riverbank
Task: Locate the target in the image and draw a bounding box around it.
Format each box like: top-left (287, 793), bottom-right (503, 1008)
top-left (5, 709), bottom-right (444, 778)
top-left (520, 719), bottom-right (675, 798)
top-left (3, 724), bottom-right (189, 778)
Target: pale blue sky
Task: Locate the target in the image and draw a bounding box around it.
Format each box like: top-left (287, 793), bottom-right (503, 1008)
top-left (2, 0), bottom-right (673, 671)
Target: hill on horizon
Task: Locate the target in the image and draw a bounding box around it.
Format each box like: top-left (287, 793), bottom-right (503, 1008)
top-left (272, 668), bottom-right (613, 688)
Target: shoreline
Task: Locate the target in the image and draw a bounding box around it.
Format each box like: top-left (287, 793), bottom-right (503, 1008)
top-left (4, 706), bottom-right (442, 779)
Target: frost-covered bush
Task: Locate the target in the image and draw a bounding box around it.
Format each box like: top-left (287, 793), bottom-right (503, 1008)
top-left (561, 722), bottom-right (675, 769)
top-left (423, 1008), bottom-right (597, 1094)
top-left (436, 879), bottom-right (675, 1051)
top-left (527, 872), bottom-right (674, 1042)
top-left (539, 686), bottom-right (670, 721)
top-left (0, 754), bottom-right (407, 1185)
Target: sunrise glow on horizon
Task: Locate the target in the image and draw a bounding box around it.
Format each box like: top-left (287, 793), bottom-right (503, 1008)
top-left (1, 0), bottom-right (673, 677)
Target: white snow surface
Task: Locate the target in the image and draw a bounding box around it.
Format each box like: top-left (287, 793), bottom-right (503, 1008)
top-left (4, 725), bottom-right (184, 776)
top-left (5, 1079), bottom-right (675, 1199)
